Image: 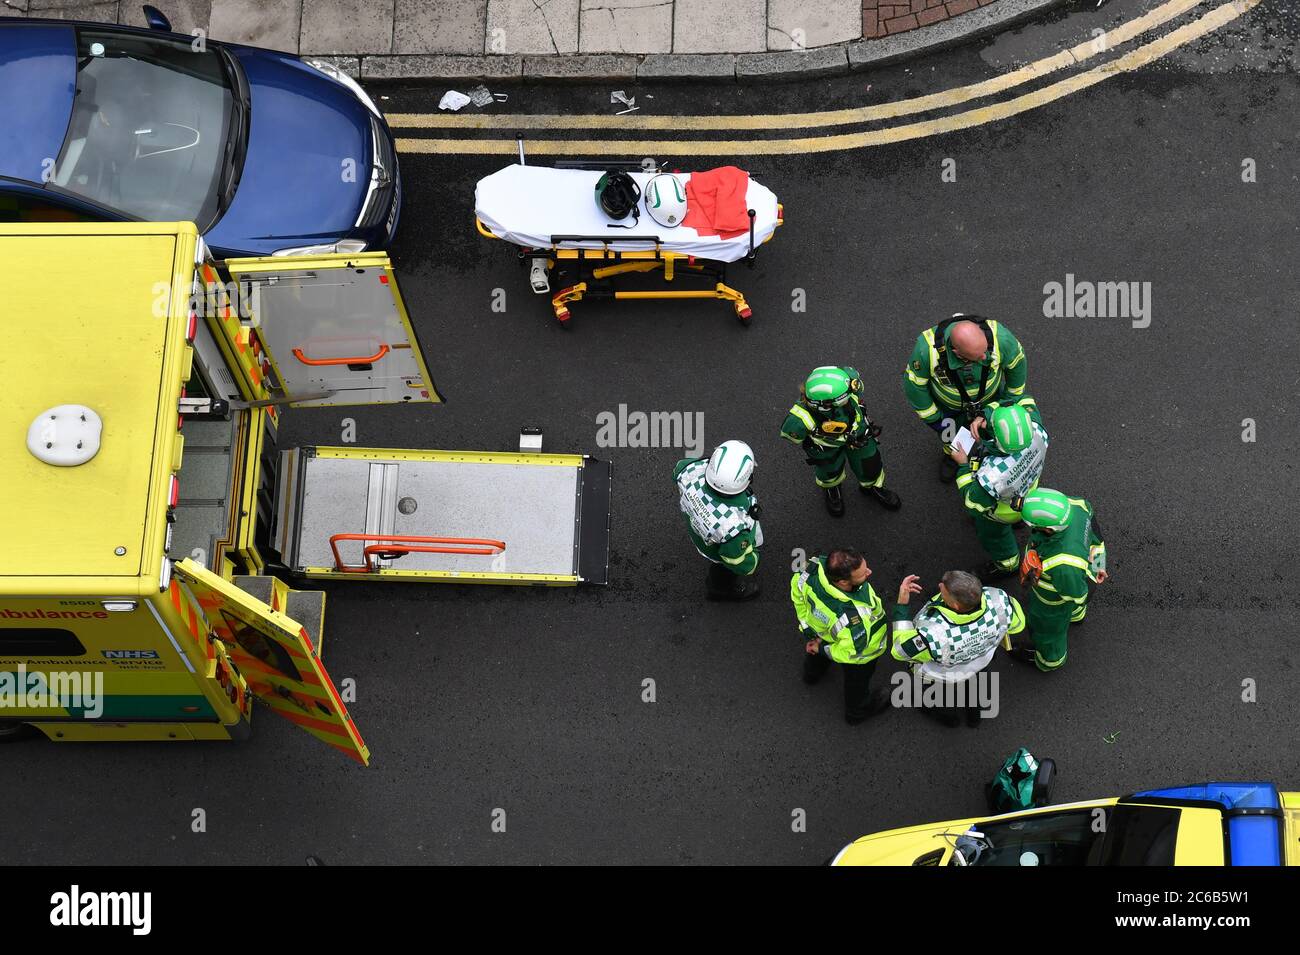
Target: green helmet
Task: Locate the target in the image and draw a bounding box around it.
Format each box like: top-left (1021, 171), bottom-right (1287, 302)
top-left (988, 405), bottom-right (1033, 453)
top-left (1019, 488), bottom-right (1071, 530)
top-left (804, 366), bottom-right (852, 411)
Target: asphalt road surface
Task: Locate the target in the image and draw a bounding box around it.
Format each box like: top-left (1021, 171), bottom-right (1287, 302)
top-left (7, 0), bottom-right (1300, 865)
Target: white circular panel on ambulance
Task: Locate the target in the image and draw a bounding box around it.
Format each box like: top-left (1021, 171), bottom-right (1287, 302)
top-left (26, 405), bottom-right (103, 467)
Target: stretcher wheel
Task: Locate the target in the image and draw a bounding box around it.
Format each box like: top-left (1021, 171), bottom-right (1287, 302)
top-left (736, 306), bottom-right (752, 326)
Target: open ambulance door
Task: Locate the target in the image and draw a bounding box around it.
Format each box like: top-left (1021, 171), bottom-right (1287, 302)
top-left (224, 252), bottom-right (442, 408)
top-left (173, 559), bottom-right (370, 765)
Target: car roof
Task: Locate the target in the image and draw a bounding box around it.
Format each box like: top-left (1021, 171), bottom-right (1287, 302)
top-left (0, 22), bottom-right (77, 182)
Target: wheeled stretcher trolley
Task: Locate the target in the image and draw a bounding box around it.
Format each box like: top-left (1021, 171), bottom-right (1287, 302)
top-left (475, 156), bottom-right (783, 327)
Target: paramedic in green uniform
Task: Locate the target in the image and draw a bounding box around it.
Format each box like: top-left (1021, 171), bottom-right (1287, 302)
top-left (903, 315), bottom-right (1028, 482)
top-left (674, 440), bottom-right (762, 600)
top-left (780, 365), bottom-right (902, 517)
top-left (1016, 488), bottom-right (1109, 672)
top-left (954, 397), bottom-right (1049, 579)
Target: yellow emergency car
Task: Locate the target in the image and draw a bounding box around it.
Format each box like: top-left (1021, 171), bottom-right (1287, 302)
top-left (831, 782), bottom-right (1300, 866)
top-left (0, 222), bottom-right (611, 763)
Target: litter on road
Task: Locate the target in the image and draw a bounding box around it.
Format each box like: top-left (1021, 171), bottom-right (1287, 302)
top-left (438, 89), bottom-right (472, 111)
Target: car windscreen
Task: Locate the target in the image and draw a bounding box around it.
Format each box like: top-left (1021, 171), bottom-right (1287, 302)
top-left (50, 29), bottom-right (233, 228)
top-left (964, 810), bottom-right (1105, 866)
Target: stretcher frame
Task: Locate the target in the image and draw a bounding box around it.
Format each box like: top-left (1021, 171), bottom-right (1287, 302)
top-left (475, 153), bottom-right (784, 328)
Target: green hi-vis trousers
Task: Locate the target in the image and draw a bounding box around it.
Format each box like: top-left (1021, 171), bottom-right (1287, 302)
top-left (1027, 587), bottom-right (1089, 671)
top-left (808, 440), bottom-right (884, 489)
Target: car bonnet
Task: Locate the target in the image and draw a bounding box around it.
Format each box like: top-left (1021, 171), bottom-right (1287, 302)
top-left (205, 45), bottom-right (370, 252)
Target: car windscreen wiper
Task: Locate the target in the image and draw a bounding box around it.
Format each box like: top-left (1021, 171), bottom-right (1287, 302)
top-left (214, 48), bottom-right (249, 216)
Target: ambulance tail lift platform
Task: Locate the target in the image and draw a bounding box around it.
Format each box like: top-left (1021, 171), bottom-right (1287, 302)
top-left (0, 223), bottom-right (611, 764)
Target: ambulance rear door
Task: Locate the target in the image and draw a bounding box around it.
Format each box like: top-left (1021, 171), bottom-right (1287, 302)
top-left (223, 252), bottom-right (442, 408)
top-left (172, 559), bottom-right (369, 764)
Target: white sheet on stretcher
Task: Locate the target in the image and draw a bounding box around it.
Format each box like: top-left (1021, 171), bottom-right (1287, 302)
top-left (475, 164), bottom-right (780, 264)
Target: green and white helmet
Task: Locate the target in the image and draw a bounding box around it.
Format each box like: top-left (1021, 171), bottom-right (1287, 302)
top-left (1019, 488), bottom-right (1072, 530)
top-left (644, 173), bottom-right (687, 228)
top-left (803, 366), bottom-right (853, 411)
top-left (988, 405), bottom-right (1033, 453)
top-left (705, 440), bottom-right (755, 495)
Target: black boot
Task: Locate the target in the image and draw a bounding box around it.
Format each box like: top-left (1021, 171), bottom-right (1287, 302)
top-left (1009, 646), bottom-right (1040, 666)
top-left (846, 691), bottom-right (892, 725)
top-left (938, 456), bottom-right (959, 483)
top-left (863, 485), bottom-right (901, 510)
top-left (707, 563), bottom-right (761, 601)
top-left (977, 559), bottom-right (1018, 581)
top-left (823, 485), bottom-right (845, 517)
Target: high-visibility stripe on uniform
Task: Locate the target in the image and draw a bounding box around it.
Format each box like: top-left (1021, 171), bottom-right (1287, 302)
top-left (1031, 587), bottom-right (1084, 606)
top-left (720, 544), bottom-right (753, 565)
top-left (1036, 649), bottom-right (1066, 670)
top-left (788, 405), bottom-right (817, 430)
top-left (1041, 553), bottom-right (1090, 572)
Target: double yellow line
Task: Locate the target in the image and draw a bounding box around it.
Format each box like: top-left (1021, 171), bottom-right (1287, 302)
top-left (390, 0), bottom-right (1259, 156)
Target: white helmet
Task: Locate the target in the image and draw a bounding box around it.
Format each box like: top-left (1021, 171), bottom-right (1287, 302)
top-left (644, 173), bottom-right (687, 228)
top-left (705, 440), bottom-right (755, 495)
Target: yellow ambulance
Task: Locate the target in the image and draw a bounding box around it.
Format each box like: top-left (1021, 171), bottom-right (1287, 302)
top-left (0, 222), bottom-right (611, 763)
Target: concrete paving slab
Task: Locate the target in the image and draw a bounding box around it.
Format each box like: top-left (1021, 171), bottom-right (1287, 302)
top-left (25, 0), bottom-right (118, 21)
top-left (766, 0), bottom-right (859, 51)
top-left (579, 0), bottom-right (672, 54)
top-left (673, 0), bottom-right (764, 53)
top-left (393, 0), bottom-right (487, 54)
top-left (300, 0), bottom-right (393, 54)
top-left (209, 0), bottom-right (301, 52)
top-left (486, 0), bottom-right (579, 55)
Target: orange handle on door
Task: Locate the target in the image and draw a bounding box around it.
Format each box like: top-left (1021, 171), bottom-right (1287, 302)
top-left (292, 344), bottom-right (389, 366)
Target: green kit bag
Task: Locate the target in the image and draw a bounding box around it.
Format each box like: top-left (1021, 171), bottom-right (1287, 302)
top-left (986, 748), bottom-right (1056, 814)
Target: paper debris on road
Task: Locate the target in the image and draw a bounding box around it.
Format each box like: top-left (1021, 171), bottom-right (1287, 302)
top-left (438, 89), bottom-right (472, 111)
top-left (610, 89), bottom-right (636, 109)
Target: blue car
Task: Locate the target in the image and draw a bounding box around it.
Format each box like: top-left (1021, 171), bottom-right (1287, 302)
top-left (0, 6), bottom-right (399, 257)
